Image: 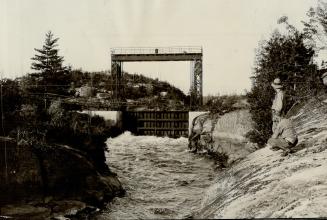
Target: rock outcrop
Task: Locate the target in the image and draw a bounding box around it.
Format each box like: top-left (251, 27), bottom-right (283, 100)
top-left (189, 109), bottom-right (258, 167)
top-left (195, 96), bottom-right (327, 218)
top-left (0, 139), bottom-right (124, 219)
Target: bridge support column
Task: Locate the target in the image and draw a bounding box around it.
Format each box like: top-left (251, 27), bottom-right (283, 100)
top-left (190, 59), bottom-right (203, 109)
top-left (111, 61), bottom-right (124, 102)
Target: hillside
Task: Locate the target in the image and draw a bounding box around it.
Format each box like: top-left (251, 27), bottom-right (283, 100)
top-left (68, 70), bottom-right (188, 110)
top-left (194, 95), bottom-right (327, 218)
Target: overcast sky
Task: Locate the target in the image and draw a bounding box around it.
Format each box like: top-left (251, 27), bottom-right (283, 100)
top-left (0, 0), bottom-right (318, 95)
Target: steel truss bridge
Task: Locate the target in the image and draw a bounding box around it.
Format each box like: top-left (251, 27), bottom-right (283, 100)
top-left (110, 46), bottom-right (203, 109)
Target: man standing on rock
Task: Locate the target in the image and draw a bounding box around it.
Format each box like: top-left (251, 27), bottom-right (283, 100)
top-left (267, 117), bottom-right (298, 156)
top-left (271, 78), bottom-right (286, 133)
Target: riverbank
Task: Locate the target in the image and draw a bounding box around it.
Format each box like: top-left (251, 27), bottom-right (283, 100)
top-left (0, 108), bottom-right (125, 219)
top-left (194, 95), bottom-right (327, 218)
top-left (0, 137), bottom-right (124, 219)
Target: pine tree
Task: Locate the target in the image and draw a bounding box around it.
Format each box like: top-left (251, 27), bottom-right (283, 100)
top-left (31, 31), bottom-right (69, 95)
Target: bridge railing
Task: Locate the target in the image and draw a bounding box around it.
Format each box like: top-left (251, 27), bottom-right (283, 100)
top-left (111, 46), bottom-right (202, 55)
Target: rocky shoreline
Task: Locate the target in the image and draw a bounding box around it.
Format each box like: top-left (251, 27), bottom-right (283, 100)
top-left (0, 138), bottom-right (124, 219)
top-left (191, 96), bottom-right (327, 218)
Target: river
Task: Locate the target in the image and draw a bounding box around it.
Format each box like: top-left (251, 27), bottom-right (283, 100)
top-left (93, 131), bottom-right (218, 219)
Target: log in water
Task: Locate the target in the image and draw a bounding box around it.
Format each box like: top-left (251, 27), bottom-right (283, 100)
top-left (94, 132), bottom-right (218, 219)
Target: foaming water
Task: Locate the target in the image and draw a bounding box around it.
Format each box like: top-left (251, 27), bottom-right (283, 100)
top-left (93, 131), bottom-right (218, 219)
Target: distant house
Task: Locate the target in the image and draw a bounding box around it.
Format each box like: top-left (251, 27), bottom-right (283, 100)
top-left (75, 86), bottom-right (93, 97)
top-left (133, 83), bottom-right (153, 92)
top-left (160, 91), bottom-right (168, 97)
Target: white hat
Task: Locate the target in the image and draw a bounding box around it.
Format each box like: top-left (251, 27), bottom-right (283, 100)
top-left (271, 78), bottom-right (283, 89)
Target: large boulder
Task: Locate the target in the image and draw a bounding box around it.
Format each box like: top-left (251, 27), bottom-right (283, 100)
top-left (0, 138), bottom-right (124, 218)
top-left (189, 110), bottom-right (258, 166)
top-left (33, 144), bottom-right (123, 205)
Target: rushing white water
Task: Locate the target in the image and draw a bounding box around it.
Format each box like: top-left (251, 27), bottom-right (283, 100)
top-left (94, 131), bottom-right (218, 219)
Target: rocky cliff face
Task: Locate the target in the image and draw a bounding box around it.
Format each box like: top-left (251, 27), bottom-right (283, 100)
top-left (0, 139), bottom-right (124, 219)
top-left (195, 96), bottom-right (327, 218)
top-left (189, 109), bottom-right (258, 167)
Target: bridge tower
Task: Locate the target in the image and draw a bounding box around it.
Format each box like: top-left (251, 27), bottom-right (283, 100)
top-left (190, 59), bottom-right (203, 109)
top-left (111, 61), bottom-right (124, 101)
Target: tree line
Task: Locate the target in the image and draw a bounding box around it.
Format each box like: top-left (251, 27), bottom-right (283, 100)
top-left (0, 30), bottom-right (191, 137)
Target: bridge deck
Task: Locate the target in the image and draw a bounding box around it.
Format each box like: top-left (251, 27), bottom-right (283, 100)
top-left (112, 53), bottom-right (202, 62)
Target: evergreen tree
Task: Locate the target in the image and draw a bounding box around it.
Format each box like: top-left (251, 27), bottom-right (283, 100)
top-left (301, 2), bottom-right (327, 52)
top-left (31, 31), bottom-right (69, 95)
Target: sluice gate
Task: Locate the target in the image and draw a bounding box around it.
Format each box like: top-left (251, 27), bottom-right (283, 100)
top-left (123, 111), bottom-right (189, 138)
